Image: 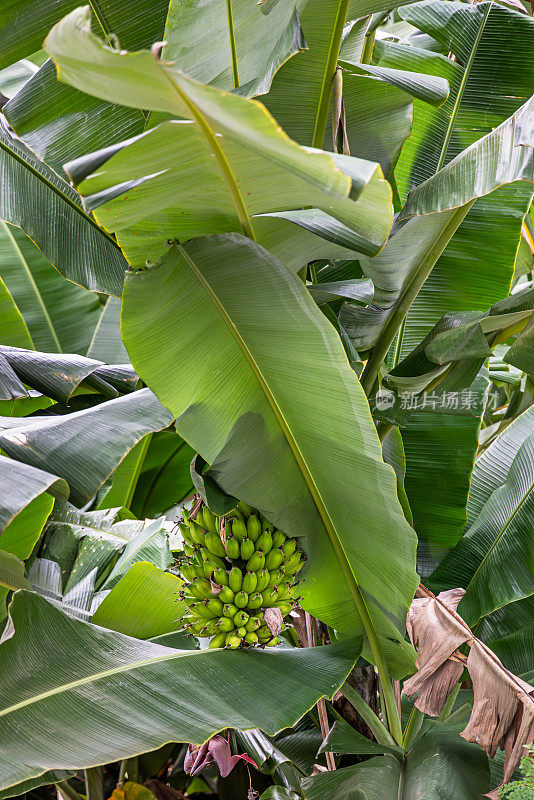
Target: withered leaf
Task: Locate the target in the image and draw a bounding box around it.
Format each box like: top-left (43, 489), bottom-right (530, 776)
top-left (264, 606), bottom-right (283, 637)
top-left (404, 588), bottom-right (470, 715)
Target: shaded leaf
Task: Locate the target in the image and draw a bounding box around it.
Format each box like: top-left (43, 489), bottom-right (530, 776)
top-left (0, 590), bottom-right (357, 790)
top-left (99, 519), bottom-right (173, 591)
top-left (0, 388), bottom-right (174, 506)
top-left (0, 118), bottom-right (127, 295)
top-left (0, 222), bottom-right (101, 355)
top-left (0, 551), bottom-right (30, 591)
top-left (92, 562), bottom-right (185, 639)
top-left (430, 433), bottom-right (534, 626)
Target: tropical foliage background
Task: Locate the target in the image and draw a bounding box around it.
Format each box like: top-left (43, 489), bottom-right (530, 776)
top-left (0, 0), bottom-right (532, 798)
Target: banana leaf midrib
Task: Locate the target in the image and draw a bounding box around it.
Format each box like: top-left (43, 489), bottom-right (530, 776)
top-left (162, 71), bottom-right (255, 239)
top-left (0, 137), bottom-right (121, 251)
top-left (1, 222), bottom-right (61, 352)
top-left (466, 469), bottom-right (534, 590)
top-left (435, 2), bottom-right (491, 173)
top-left (0, 643), bottom-right (207, 719)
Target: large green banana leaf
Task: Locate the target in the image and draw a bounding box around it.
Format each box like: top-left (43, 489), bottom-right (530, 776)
top-left (262, 0), bottom-right (419, 149)
top-left (65, 118), bottom-right (391, 269)
top-left (303, 720), bottom-right (490, 799)
top-left (162, 0), bottom-right (304, 96)
top-left (0, 277), bottom-right (33, 349)
top-left (466, 405), bottom-right (534, 526)
top-left (0, 119), bottom-right (127, 295)
top-left (393, 0), bottom-right (534, 198)
top-left (430, 431), bottom-right (534, 626)
top-left (0, 590), bottom-right (357, 790)
top-left (0, 389), bottom-right (174, 506)
top-left (44, 7), bottom-right (393, 271)
top-left (0, 223), bottom-right (101, 354)
top-left (121, 234), bottom-right (418, 675)
top-left (0, 0), bottom-right (169, 70)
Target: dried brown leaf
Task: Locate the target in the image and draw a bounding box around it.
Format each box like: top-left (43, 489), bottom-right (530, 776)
top-left (404, 588), bottom-right (470, 714)
top-left (264, 606), bottom-right (283, 637)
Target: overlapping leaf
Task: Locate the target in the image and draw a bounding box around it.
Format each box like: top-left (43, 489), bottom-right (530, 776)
top-left (0, 590), bottom-right (357, 790)
top-left (161, 0), bottom-right (304, 96)
top-left (121, 234), bottom-right (418, 675)
top-left (0, 388), bottom-right (174, 506)
top-left (0, 118), bottom-right (127, 295)
top-left (0, 223), bottom-right (102, 354)
top-left (430, 432), bottom-right (534, 626)
top-left (0, 345), bottom-right (138, 402)
top-left (45, 6), bottom-right (393, 271)
top-left (302, 720), bottom-right (489, 799)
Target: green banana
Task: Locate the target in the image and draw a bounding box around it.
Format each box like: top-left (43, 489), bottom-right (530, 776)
top-left (213, 567), bottom-right (229, 586)
top-left (256, 569), bottom-right (270, 592)
top-left (271, 530), bottom-right (286, 548)
top-left (234, 591), bottom-right (249, 609)
top-left (225, 536), bottom-right (240, 560)
top-left (218, 585), bottom-right (235, 604)
top-left (265, 548), bottom-right (284, 571)
top-left (234, 610), bottom-right (249, 627)
top-left (229, 567), bottom-right (243, 593)
top-left (217, 616), bottom-right (236, 633)
top-left (209, 632), bottom-right (227, 649)
top-left (245, 615), bottom-right (262, 632)
top-left (246, 551), bottom-right (265, 572)
top-left (282, 538), bottom-right (297, 557)
top-left (231, 518), bottom-right (248, 541)
top-left (240, 537), bottom-right (255, 560)
top-left (205, 532), bottom-right (226, 558)
top-left (206, 597), bottom-right (224, 616)
top-left (242, 571), bottom-right (258, 594)
top-left (246, 515), bottom-right (262, 542)
top-left (178, 499), bottom-right (303, 648)
top-left (200, 620), bottom-right (219, 637)
top-left (247, 592), bottom-right (263, 610)
top-left (190, 602), bottom-right (217, 620)
top-left (256, 530), bottom-right (272, 554)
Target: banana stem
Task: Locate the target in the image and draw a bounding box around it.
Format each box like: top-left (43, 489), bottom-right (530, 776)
top-left (341, 681), bottom-right (398, 747)
top-left (402, 705), bottom-right (424, 750)
top-left (360, 201), bottom-right (475, 397)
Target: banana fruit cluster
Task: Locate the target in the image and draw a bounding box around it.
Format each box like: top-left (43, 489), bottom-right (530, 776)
top-left (178, 500), bottom-right (305, 648)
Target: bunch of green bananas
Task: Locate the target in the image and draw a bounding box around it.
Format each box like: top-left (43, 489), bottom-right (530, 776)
top-left (177, 500), bottom-right (305, 649)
